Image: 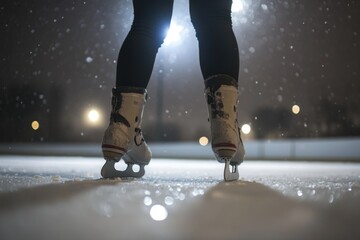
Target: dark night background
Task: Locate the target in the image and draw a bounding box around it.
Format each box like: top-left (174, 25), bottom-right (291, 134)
top-left (1, 0), bottom-right (359, 143)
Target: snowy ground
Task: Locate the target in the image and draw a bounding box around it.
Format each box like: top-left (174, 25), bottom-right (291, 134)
top-left (0, 156), bottom-right (360, 240)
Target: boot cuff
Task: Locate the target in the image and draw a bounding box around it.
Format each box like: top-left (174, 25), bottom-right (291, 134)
top-left (113, 87), bottom-right (147, 95)
top-left (205, 74), bottom-right (238, 90)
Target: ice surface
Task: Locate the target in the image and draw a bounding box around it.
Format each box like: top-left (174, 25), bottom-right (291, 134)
top-left (0, 156), bottom-right (360, 239)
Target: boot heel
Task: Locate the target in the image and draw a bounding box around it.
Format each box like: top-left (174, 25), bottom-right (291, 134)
top-left (101, 87), bottom-right (151, 178)
top-left (212, 143), bottom-right (237, 162)
top-left (205, 75), bottom-right (245, 181)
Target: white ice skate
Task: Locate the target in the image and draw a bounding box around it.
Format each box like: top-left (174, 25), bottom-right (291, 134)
top-left (101, 87), bottom-right (151, 178)
top-left (205, 75), bottom-right (245, 181)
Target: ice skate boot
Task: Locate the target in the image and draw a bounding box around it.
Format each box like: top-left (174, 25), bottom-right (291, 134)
top-left (205, 75), bottom-right (245, 181)
top-left (101, 87), bottom-right (151, 178)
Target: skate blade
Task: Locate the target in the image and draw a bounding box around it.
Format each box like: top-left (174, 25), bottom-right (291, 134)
top-left (101, 160), bottom-right (145, 179)
top-left (224, 160), bottom-right (239, 182)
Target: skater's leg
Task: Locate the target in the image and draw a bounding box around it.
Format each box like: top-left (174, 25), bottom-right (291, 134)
top-left (190, 0), bottom-right (244, 181)
top-left (102, 0), bottom-right (173, 178)
top-left (189, 0), bottom-right (239, 81)
top-left (116, 0), bottom-right (174, 88)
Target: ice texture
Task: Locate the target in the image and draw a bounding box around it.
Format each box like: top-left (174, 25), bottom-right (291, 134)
top-left (0, 156), bottom-right (360, 239)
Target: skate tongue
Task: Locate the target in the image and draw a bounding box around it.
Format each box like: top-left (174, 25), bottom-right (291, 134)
top-left (224, 160), bottom-right (239, 181)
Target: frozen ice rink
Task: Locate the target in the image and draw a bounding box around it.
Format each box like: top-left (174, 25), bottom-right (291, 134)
top-left (0, 155), bottom-right (360, 240)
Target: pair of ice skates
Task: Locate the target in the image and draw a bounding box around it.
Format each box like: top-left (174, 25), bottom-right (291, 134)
top-left (101, 75), bottom-right (245, 181)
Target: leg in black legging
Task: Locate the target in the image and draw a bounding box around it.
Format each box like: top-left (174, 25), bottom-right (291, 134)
top-left (116, 0), bottom-right (174, 88)
top-left (189, 0), bottom-right (239, 81)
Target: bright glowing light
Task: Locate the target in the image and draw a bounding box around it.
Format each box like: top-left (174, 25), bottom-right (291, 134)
top-left (199, 136), bottom-right (209, 146)
top-left (31, 121), bottom-right (40, 130)
top-left (232, 0), bottom-right (244, 12)
top-left (150, 205), bottom-right (168, 221)
top-left (241, 124), bottom-right (251, 135)
top-left (88, 109), bottom-right (100, 123)
top-left (85, 108), bottom-right (103, 127)
top-left (164, 22), bottom-right (184, 46)
top-left (292, 105), bottom-right (300, 114)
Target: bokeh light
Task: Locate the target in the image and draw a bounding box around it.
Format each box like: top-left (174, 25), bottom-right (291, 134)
top-left (164, 21), bottom-right (184, 46)
top-left (85, 108), bottom-right (103, 127)
top-left (292, 105), bottom-right (301, 115)
top-left (88, 109), bottom-right (100, 123)
top-left (31, 121), bottom-right (40, 130)
top-left (199, 136), bottom-right (209, 146)
top-left (241, 124), bottom-right (251, 135)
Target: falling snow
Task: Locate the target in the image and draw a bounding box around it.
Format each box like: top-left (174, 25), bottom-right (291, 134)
top-left (0, 0), bottom-right (360, 142)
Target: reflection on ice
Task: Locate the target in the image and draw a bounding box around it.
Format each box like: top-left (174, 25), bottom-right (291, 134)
top-left (178, 192), bottom-right (186, 201)
top-left (99, 202), bottom-right (113, 218)
top-left (191, 188), bottom-right (205, 197)
top-left (1, 157), bottom-right (359, 207)
top-left (164, 196), bottom-right (174, 206)
top-left (0, 157), bottom-right (360, 239)
top-left (144, 196), bottom-right (152, 206)
top-left (240, 161), bottom-right (360, 204)
top-left (150, 205), bottom-right (168, 221)
top-left (297, 190), bottom-right (303, 197)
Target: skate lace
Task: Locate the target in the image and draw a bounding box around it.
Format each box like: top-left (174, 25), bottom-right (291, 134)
top-left (134, 128), bottom-right (144, 146)
top-left (207, 90), bottom-right (229, 120)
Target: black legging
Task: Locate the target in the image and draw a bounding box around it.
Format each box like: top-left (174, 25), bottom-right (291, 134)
top-left (116, 0), bottom-right (239, 88)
